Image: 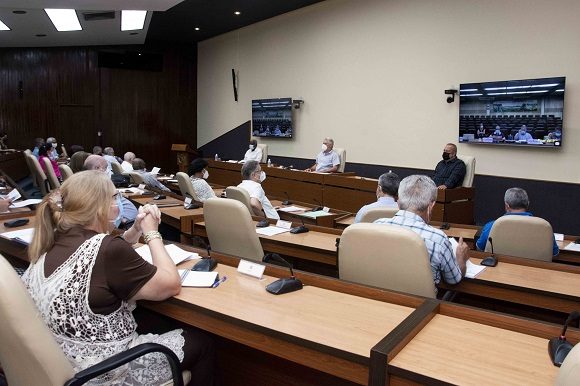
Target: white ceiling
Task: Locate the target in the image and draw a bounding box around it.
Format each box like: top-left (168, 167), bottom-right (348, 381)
top-left (0, 0), bottom-right (185, 47)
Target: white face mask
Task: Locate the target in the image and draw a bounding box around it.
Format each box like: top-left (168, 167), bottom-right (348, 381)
top-left (52, 143), bottom-right (58, 148)
top-left (321, 144), bottom-right (328, 152)
top-left (202, 169), bottom-right (209, 179)
top-left (259, 171), bottom-right (266, 182)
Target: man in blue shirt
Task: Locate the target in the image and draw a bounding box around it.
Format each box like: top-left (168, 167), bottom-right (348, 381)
top-left (476, 187), bottom-right (559, 256)
top-left (514, 125), bottom-right (533, 141)
top-left (306, 137), bottom-right (340, 173)
top-left (354, 171), bottom-right (400, 223)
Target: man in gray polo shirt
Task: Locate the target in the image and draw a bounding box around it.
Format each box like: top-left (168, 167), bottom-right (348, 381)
top-left (306, 137), bottom-right (340, 173)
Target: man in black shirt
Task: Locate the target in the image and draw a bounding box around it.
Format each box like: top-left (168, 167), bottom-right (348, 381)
top-left (433, 143), bottom-right (466, 189)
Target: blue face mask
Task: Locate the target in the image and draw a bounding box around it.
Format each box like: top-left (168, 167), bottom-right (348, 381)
top-left (111, 194), bottom-right (124, 228)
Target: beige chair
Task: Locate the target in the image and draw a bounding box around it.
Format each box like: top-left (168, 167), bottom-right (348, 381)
top-left (458, 155), bottom-right (476, 188)
top-left (484, 215), bottom-right (554, 261)
top-left (225, 186), bottom-right (253, 213)
top-left (27, 154), bottom-right (50, 196)
top-left (60, 145), bottom-right (68, 158)
top-left (23, 151), bottom-right (38, 188)
top-left (359, 207), bottom-right (399, 223)
top-left (128, 171), bottom-right (145, 185)
top-left (556, 343), bottom-right (580, 385)
top-left (111, 160), bottom-right (124, 175)
top-left (204, 197), bottom-right (264, 261)
top-left (58, 164), bottom-right (73, 181)
top-left (0, 254), bottom-right (189, 386)
top-left (334, 147), bottom-right (346, 173)
top-left (42, 157), bottom-right (61, 191)
top-left (257, 143), bottom-right (268, 163)
top-left (339, 223), bottom-right (436, 298)
top-left (176, 172), bottom-right (199, 200)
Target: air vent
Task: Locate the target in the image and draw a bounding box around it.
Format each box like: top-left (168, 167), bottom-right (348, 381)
top-left (83, 11), bottom-right (115, 21)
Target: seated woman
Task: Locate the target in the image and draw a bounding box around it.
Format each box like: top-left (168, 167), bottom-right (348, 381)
top-left (243, 139), bottom-right (263, 162)
top-left (22, 171), bottom-right (216, 385)
top-left (187, 158), bottom-right (216, 202)
top-left (38, 144), bottom-right (62, 181)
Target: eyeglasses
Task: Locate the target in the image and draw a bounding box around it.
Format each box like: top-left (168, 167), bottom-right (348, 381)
top-left (111, 192), bottom-right (121, 207)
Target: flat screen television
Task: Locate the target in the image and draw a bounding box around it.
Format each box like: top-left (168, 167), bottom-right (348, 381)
top-left (252, 98), bottom-right (293, 138)
top-left (458, 76), bottom-right (565, 148)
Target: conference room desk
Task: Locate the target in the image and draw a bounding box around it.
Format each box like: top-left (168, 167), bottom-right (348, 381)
top-left (270, 199), bottom-right (350, 228)
top-left (0, 211), bottom-right (35, 267)
top-left (323, 175), bottom-right (377, 213)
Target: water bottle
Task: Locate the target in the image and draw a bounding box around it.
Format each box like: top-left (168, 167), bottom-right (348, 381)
top-left (267, 158), bottom-right (272, 167)
top-left (215, 153), bottom-right (219, 161)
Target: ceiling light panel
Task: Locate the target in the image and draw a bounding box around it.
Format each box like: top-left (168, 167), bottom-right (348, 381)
top-left (45, 9), bottom-right (82, 31)
top-left (0, 19), bottom-right (10, 31)
top-left (121, 10), bottom-right (147, 31)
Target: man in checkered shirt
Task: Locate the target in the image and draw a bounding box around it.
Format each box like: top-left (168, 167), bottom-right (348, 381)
top-left (375, 175), bottom-right (469, 287)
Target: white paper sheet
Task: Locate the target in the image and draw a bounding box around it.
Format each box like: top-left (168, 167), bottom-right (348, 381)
top-left (150, 167), bottom-right (161, 175)
top-left (564, 242), bottom-right (580, 252)
top-left (178, 270), bottom-right (219, 287)
top-left (9, 199), bottom-right (42, 208)
top-left (554, 233), bottom-right (564, 241)
top-left (1, 228), bottom-right (35, 244)
top-left (256, 226), bottom-right (290, 236)
top-left (134, 244), bottom-right (200, 265)
top-left (118, 187), bottom-right (145, 194)
top-left (278, 206), bottom-right (307, 213)
top-left (465, 260), bottom-right (487, 278)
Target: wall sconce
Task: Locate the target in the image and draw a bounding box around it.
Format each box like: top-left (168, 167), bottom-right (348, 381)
top-left (445, 89), bottom-right (458, 103)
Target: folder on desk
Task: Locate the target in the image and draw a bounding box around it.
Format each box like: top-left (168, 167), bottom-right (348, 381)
top-left (300, 210), bottom-right (332, 219)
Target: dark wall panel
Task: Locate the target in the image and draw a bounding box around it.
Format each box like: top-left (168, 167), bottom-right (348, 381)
top-left (0, 45), bottom-right (197, 172)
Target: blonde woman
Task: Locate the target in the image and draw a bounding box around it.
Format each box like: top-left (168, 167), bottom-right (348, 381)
top-left (22, 170), bottom-right (216, 385)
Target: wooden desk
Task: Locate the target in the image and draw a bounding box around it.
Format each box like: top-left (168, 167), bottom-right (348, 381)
top-left (271, 199), bottom-right (349, 228)
top-left (323, 175), bottom-right (377, 213)
top-left (0, 212), bottom-right (35, 264)
top-left (432, 187), bottom-right (475, 224)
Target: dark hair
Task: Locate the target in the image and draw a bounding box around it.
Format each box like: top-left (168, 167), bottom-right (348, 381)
top-left (38, 144), bottom-right (49, 157)
top-left (241, 160), bottom-right (260, 180)
top-left (69, 151), bottom-right (91, 173)
top-left (69, 145), bottom-right (84, 156)
top-left (132, 158), bottom-right (146, 170)
top-left (378, 171), bottom-right (400, 197)
top-left (188, 158), bottom-right (208, 175)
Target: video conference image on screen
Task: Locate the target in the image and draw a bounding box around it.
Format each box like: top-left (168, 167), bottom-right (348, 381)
top-left (252, 98), bottom-right (293, 138)
top-left (458, 76), bottom-right (565, 148)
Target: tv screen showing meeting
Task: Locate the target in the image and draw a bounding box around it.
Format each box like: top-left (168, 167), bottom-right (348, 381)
top-left (458, 76), bottom-right (565, 148)
top-left (252, 98), bottom-right (293, 138)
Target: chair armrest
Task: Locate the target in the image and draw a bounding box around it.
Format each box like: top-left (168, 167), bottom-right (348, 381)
top-left (64, 342), bottom-right (183, 386)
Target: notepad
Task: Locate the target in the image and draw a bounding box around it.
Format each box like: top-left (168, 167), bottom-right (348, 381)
top-left (1, 228), bottom-right (34, 245)
top-left (256, 226), bottom-right (290, 236)
top-left (300, 210), bottom-right (332, 218)
top-left (134, 244), bottom-right (200, 265)
top-left (150, 167), bottom-right (161, 175)
top-left (178, 270), bottom-right (218, 287)
top-left (564, 242), bottom-right (580, 252)
top-left (465, 260), bottom-right (487, 278)
top-left (0, 188), bottom-right (21, 201)
top-left (278, 206), bottom-right (307, 213)
top-left (119, 187), bottom-right (145, 194)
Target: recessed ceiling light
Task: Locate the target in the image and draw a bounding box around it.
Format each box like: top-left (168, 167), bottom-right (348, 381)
top-left (45, 9), bottom-right (82, 31)
top-left (36, 34), bottom-right (47, 37)
top-left (12, 10), bottom-right (27, 15)
top-left (194, 27), bottom-right (200, 31)
top-left (121, 10), bottom-right (147, 31)
top-left (0, 20), bottom-right (10, 31)
top-left (234, 11), bottom-right (241, 15)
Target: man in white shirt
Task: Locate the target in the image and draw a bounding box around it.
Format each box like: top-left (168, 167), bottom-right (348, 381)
top-left (306, 137), bottom-right (340, 172)
top-left (237, 160), bottom-right (280, 220)
top-left (243, 139), bottom-right (263, 162)
top-left (122, 152), bottom-right (135, 172)
top-left (354, 171), bottom-right (400, 223)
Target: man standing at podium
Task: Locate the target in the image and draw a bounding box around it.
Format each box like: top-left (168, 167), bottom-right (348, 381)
top-left (433, 143), bottom-right (465, 190)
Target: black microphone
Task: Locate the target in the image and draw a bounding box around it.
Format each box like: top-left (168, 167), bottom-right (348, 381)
top-left (439, 203), bottom-right (450, 230)
top-left (192, 243), bottom-right (217, 272)
top-left (311, 198), bottom-right (323, 212)
top-left (480, 237), bottom-right (498, 267)
top-left (549, 311), bottom-right (580, 366)
top-left (184, 192), bottom-right (201, 210)
top-left (290, 217), bottom-right (309, 234)
top-left (282, 191), bottom-right (292, 205)
top-left (262, 253), bottom-right (303, 295)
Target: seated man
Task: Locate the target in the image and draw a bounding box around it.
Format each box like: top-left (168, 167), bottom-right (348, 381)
top-left (433, 143), bottom-right (466, 189)
top-left (375, 175), bottom-right (469, 289)
top-left (514, 125), bottom-right (533, 141)
top-left (354, 171), bottom-right (400, 223)
top-left (306, 137), bottom-right (340, 173)
top-left (243, 139), bottom-right (263, 162)
top-left (476, 187), bottom-right (559, 256)
top-left (492, 125), bottom-right (503, 137)
top-left (84, 155), bottom-right (138, 228)
top-left (122, 152), bottom-right (135, 172)
top-left (237, 160), bottom-right (280, 220)
top-left (32, 137), bottom-right (45, 158)
top-left (132, 158), bottom-right (170, 192)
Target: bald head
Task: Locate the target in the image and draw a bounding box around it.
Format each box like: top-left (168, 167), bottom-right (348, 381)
top-left (124, 152), bottom-right (135, 162)
top-left (84, 154), bottom-right (108, 172)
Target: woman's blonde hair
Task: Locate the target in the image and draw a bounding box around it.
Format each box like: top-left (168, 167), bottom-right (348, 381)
top-left (28, 170), bottom-right (116, 262)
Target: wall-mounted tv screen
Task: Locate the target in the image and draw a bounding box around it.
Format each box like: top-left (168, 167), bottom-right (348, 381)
top-left (252, 98), bottom-right (293, 138)
top-left (458, 76), bottom-right (565, 148)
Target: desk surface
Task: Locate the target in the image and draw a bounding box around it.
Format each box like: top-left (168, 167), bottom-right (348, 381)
top-left (389, 314), bottom-right (557, 385)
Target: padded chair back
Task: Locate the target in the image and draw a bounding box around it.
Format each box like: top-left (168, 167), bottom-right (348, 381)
top-left (128, 171), bottom-right (145, 185)
top-left (556, 342), bottom-right (580, 385)
top-left (176, 172), bottom-right (199, 201)
top-left (458, 155), bottom-right (476, 187)
top-left (60, 145), bottom-right (68, 158)
top-left (334, 148), bottom-right (346, 173)
top-left (0, 255), bottom-right (75, 385)
top-left (485, 215), bottom-right (553, 261)
top-left (360, 207), bottom-right (399, 223)
top-left (339, 223), bottom-right (436, 298)
top-left (111, 161), bottom-right (124, 175)
top-left (226, 186), bottom-right (253, 213)
top-left (58, 164), bottom-right (73, 181)
top-left (204, 198), bottom-right (264, 261)
top-left (24, 149), bottom-right (32, 156)
top-left (42, 157), bottom-right (61, 191)
top-left (257, 144), bottom-right (268, 163)
top-left (23, 152), bottom-right (38, 188)
top-left (28, 154), bottom-right (49, 196)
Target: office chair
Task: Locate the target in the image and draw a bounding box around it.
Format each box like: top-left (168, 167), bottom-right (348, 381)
top-left (485, 215), bottom-right (554, 261)
top-left (128, 171), bottom-right (146, 185)
top-left (556, 343), bottom-right (580, 385)
top-left (27, 153), bottom-right (50, 196)
top-left (360, 207), bottom-right (399, 223)
top-left (204, 197), bottom-right (264, 262)
top-left (225, 186), bottom-right (253, 213)
top-left (257, 143), bottom-right (268, 163)
top-left (0, 254), bottom-right (189, 386)
top-left (176, 172), bottom-right (200, 201)
top-left (58, 164), bottom-right (74, 181)
top-left (41, 157), bottom-right (61, 191)
top-left (457, 155), bottom-right (476, 188)
top-left (339, 223), bottom-right (436, 298)
top-left (334, 147), bottom-right (346, 173)
top-left (111, 161), bottom-right (124, 175)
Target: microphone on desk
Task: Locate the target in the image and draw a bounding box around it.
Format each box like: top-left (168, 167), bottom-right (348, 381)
top-left (290, 217), bottom-right (309, 234)
top-left (262, 253), bottom-right (303, 295)
top-left (311, 198), bottom-right (323, 212)
top-left (282, 191), bottom-right (292, 205)
top-left (480, 237), bottom-right (498, 267)
top-left (192, 243), bottom-right (217, 272)
top-left (549, 311), bottom-right (580, 366)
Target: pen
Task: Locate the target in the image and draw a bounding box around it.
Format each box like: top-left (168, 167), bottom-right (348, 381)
top-left (212, 275), bottom-right (227, 288)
